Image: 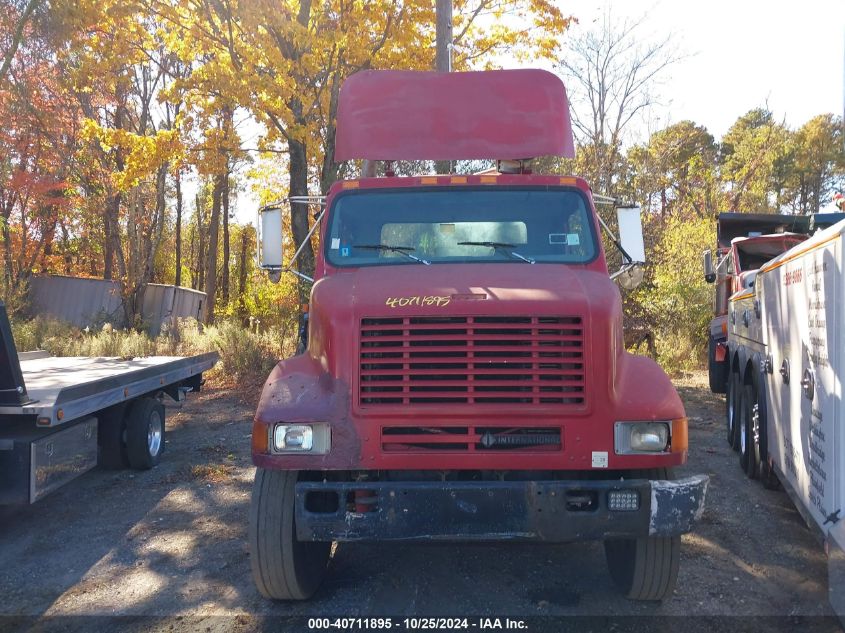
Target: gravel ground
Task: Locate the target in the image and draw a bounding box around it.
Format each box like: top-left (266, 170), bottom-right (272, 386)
top-left (0, 372), bottom-right (841, 632)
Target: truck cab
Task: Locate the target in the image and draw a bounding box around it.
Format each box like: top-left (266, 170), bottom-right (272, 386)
top-left (249, 69), bottom-right (708, 603)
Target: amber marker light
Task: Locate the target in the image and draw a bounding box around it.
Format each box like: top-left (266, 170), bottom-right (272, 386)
top-left (671, 418), bottom-right (689, 453)
top-left (341, 181), bottom-right (359, 189)
top-left (252, 421), bottom-right (269, 454)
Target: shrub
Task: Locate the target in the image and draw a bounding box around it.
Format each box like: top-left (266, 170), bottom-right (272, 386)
top-left (8, 315), bottom-right (295, 385)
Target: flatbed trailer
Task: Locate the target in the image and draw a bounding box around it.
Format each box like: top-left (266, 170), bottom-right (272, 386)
top-left (0, 303), bottom-right (217, 504)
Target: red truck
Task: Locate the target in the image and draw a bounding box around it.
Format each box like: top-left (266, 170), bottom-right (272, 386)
top-left (250, 69), bottom-right (708, 602)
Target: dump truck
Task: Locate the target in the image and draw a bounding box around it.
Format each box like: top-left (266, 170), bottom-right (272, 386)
top-left (702, 213), bottom-right (812, 396)
top-left (718, 214), bottom-right (845, 619)
top-left (249, 69), bottom-right (708, 602)
top-left (0, 303), bottom-right (217, 504)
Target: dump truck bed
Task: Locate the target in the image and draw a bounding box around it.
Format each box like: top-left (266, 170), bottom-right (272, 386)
top-left (0, 352), bottom-right (218, 426)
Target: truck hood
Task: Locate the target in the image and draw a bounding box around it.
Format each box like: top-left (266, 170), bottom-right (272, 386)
top-left (307, 263), bottom-right (624, 387)
top-left (312, 263), bottom-right (616, 316)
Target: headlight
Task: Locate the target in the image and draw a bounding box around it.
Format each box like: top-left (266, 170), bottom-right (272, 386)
top-left (614, 421), bottom-right (670, 454)
top-left (271, 423), bottom-right (331, 454)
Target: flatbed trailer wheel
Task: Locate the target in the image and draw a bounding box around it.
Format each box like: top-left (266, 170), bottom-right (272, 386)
top-left (726, 371), bottom-right (741, 450)
top-left (125, 397), bottom-right (165, 470)
top-left (249, 468), bottom-right (331, 600)
top-left (604, 468), bottom-right (680, 601)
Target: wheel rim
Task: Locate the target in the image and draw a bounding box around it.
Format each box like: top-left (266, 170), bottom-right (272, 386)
top-left (751, 403), bottom-right (760, 457)
top-left (148, 411), bottom-right (162, 456)
top-left (739, 399), bottom-right (747, 454)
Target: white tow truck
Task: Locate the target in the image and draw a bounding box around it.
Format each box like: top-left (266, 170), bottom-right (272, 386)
top-left (722, 213), bottom-right (845, 617)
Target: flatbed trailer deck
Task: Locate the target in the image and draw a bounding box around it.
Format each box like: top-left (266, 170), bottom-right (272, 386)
top-left (1, 353), bottom-right (217, 426)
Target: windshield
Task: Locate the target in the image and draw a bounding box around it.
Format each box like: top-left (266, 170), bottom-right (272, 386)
top-left (325, 187), bottom-right (598, 267)
top-left (734, 235), bottom-right (806, 272)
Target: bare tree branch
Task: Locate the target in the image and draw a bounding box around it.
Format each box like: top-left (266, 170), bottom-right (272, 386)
top-left (558, 10), bottom-right (680, 193)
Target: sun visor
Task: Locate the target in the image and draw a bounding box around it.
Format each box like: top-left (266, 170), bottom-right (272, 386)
top-left (334, 69), bottom-right (575, 162)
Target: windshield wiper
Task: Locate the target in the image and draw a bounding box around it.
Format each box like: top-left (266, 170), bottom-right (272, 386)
top-left (353, 244), bottom-right (431, 265)
top-left (457, 241), bottom-right (535, 264)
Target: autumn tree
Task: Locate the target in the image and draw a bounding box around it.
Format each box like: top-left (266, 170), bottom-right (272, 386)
top-left (0, 1), bottom-right (81, 309)
top-left (151, 0), bottom-right (571, 314)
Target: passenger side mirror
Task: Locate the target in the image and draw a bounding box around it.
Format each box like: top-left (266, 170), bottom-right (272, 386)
top-left (609, 206), bottom-right (645, 291)
top-left (259, 205), bottom-right (284, 283)
top-left (702, 249), bottom-right (715, 283)
top-left (616, 206), bottom-right (645, 265)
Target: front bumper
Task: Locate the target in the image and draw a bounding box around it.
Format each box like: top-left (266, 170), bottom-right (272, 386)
top-left (295, 475), bottom-right (709, 542)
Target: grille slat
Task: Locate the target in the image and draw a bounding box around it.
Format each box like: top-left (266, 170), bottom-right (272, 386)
top-left (359, 316), bottom-right (586, 407)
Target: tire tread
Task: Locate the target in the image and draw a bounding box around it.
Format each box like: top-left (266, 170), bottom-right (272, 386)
top-left (604, 467), bottom-right (681, 601)
top-left (125, 398), bottom-right (164, 470)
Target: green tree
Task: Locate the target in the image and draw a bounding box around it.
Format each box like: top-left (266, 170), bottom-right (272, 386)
top-left (719, 108), bottom-right (791, 213)
top-left (783, 114), bottom-right (845, 214)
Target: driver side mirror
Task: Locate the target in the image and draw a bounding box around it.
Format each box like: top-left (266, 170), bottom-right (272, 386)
top-left (259, 205), bottom-right (284, 283)
top-left (702, 249), bottom-right (715, 283)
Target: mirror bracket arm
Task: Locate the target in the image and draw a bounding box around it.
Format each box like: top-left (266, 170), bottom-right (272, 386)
top-left (610, 261), bottom-right (640, 280)
top-left (594, 205), bottom-right (634, 264)
top-left (285, 209), bottom-right (325, 277)
top-left (288, 269), bottom-right (315, 283)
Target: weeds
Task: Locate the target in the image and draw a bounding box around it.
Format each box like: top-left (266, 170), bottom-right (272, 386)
top-left (190, 463), bottom-right (236, 483)
top-left (10, 315), bottom-right (295, 385)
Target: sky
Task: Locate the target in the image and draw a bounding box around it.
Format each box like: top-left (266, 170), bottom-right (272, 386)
top-left (228, 0), bottom-right (845, 223)
top-left (555, 0), bottom-right (845, 140)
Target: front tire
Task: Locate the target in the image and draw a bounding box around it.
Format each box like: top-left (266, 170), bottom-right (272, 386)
top-left (249, 469), bottom-right (331, 600)
top-left (604, 468), bottom-right (681, 601)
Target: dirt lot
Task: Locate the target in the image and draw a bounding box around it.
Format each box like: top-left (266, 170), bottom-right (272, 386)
top-left (0, 372), bottom-right (841, 631)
